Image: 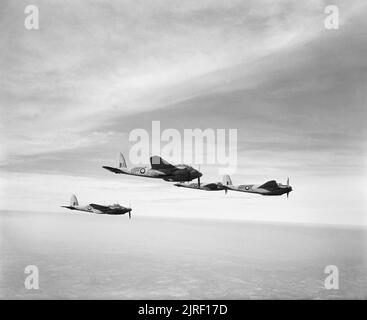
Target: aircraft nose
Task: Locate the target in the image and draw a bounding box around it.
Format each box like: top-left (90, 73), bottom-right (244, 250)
top-left (196, 170), bottom-right (203, 178)
top-left (190, 169), bottom-right (201, 178)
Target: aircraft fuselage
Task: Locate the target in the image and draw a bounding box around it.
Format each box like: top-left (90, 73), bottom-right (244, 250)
top-left (103, 165), bottom-right (202, 182)
top-left (63, 204), bottom-right (131, 215)
top-left (228, 184), bottom-right (292, 196)
top-left (174, 182), bottom-right (225, 191)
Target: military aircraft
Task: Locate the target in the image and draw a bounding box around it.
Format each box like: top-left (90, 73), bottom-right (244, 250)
top-left (174, 179), bottom-right (225, 191)
top-left (222, 175), bottom-right (293, 197)
top-left (103, 153), bottom-right (202, 182)
top-left (61, 194), bottom-right (132, 218)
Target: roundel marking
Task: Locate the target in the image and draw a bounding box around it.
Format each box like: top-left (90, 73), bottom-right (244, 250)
top-left (140, 168), bottom-right (146, 174)
top-left (245, 186), bottom-right (250, 190)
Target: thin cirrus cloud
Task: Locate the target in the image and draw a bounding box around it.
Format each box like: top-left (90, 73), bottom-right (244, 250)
top-left (1, 0), bottom-right (355, 160)
top-left (0, 0), bottom-right (366, 225)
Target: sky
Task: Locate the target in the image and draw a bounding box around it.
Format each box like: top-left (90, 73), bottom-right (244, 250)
top-left (0, 0), bottom-right (366, 225)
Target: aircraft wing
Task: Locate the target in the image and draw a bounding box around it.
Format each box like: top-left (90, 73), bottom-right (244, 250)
top-left (258, 180), bottom-right (278, 190)
top-left (89, 203), bottom-right (111, 212)
top-left (203, 183), bottom-right (223, 190)
top-left (150, 156), bottom-right (176, 171)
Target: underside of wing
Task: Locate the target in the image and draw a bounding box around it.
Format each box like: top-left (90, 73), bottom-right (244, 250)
top-left (258, 180), bottom-right (278, 190)
top-left (150, 156), bottom-right (175, 171)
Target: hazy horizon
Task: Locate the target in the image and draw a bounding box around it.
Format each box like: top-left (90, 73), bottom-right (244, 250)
top-left (1, 210), bottom-right (366, 299)
top-left (2, 209), bottom-right (367, 229)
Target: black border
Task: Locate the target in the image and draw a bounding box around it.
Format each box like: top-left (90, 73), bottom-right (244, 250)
top-left (1, 300), bottom-right (364, 319)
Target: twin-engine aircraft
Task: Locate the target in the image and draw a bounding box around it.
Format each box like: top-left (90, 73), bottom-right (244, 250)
top-left (174, 180), bottom-right (226, 191)
top-left (103, 153), bottom-right (202, 182)
top-left (175, 175), bottom-right (293, 197)
top-left (223, 175), bottom-right (293, 197)
top-left (61, 195), bottom-right (132, 218)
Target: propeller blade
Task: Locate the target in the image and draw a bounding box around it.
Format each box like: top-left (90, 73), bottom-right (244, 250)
top-left (287, 192), bottom-right (289, 198)
top-left (129, 210), bottom-right (131, 219)
top-left (198, 177), bottom-right (201, 188)
top-left (287, 177), bottom-right (289, 187)
top-left (225, 188), bottom-right (228, 195)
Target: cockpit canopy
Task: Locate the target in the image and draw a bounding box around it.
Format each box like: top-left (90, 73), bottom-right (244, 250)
top-left (175, 164), bottom-right (190, 170)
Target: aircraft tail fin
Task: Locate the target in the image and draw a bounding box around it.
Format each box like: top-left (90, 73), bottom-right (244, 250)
top-left (222, 175), bottom-right (233, 186)
top-left (70, 194), bottom-right (79, 207)
top-left (118, 153), bottom-right (127, 168)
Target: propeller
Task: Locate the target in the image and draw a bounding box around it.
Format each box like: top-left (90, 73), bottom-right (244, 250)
top-left (197, 164), bottom-right (201, 188)
top-left (128, 201), bottom-right (132, 219)
top-left (286, 178), bottom-right (290, 198)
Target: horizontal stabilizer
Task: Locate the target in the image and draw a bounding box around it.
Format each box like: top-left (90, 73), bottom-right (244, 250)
top-left (102, 166), bottom-right (123, 174)
top-left (258, 180), bottom-right (278, 190)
